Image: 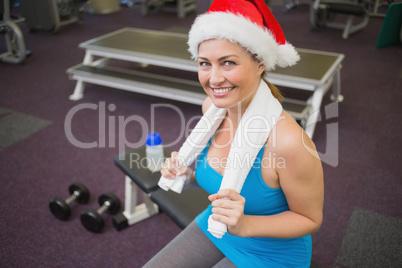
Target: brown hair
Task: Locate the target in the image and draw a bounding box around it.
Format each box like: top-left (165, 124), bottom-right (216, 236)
top-left (262, 72), bottom-right (283, 103)
top-left (250, 52), bottom-right (283, 103)
top-left (250, 51), bottom-right (283, 103)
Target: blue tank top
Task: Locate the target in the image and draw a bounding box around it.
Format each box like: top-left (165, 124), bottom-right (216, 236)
top-left (195, 139), bottom-right (312, 268)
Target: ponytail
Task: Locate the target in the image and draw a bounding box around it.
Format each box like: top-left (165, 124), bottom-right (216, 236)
top-left (262, 72), bottom-right (283, 103)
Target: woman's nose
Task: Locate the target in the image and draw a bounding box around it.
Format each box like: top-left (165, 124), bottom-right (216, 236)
top-left (209, 67), bottom-right (225, 85)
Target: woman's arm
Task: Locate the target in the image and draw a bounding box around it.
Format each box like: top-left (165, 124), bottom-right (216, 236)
top-left (160, 97), bottom-right (212, 186)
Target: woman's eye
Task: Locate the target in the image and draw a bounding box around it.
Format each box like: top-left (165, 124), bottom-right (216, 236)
top-left (199, 61), bottom-right (210, 67)
top-left (224, 61), bottom-right (235, 66)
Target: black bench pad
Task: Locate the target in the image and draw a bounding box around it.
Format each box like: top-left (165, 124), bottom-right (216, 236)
top-left (150, 188), bottom-right (210, 229)
top-left (325, 2), bottom-right (367, 16)
top-left (115, 147), bottom-right (169, 193)
top-left (115, 146), bottom-right (210, 229)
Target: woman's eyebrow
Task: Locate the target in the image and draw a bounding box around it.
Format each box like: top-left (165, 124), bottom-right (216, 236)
top-left (198, 56), bottom-right (209, 61)
top-left (218, 55), bottom-right (238, 61)
top-left (198, 55), bottom-right (239, 61)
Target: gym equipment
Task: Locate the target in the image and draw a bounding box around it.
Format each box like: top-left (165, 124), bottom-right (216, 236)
top-left (80, 192), bottom-right (121, 233)
top-left (310, 0), bottom-right (371, 39)
top-left (113, 146), bottom-right (210, 231)
top-left (371, 0), bottom-right (395, 17)
top-left (121, 0), bottom-right (142, 8)
top-left (141, 0), bottom-right (197, 18)
top-left (0, 0), bottom-right (27, 64)
top-left (88, 0), bottom-right (120, 14)
top-left (49, 182), bottom-right (90, 221)
top-left (67, 28), bottom-right (344, 138)
top-left (19, 0), bottom-right (85, 33)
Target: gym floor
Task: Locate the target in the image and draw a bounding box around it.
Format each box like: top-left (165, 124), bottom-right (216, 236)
top-left (1, 1), bottom-right (401, 267)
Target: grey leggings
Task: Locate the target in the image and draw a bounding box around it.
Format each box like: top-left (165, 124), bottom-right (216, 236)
top-left (143, 221), bottom-right (236, 268)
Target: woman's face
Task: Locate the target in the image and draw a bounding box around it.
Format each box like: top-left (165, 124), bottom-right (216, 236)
top-left (197, 39), bottom-right (264, 111)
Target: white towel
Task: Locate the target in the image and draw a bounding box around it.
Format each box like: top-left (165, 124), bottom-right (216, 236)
top-left (158, 80), bottom-right (282, 238)
top-left (158, 105), bottom-right (227, 193)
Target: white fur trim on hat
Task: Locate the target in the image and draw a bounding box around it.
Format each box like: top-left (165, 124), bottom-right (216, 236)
top-left (188, 12), bottom-right (299, 71)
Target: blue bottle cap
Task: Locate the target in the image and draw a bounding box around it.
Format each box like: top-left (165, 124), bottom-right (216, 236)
top-left (146, 132), bottom-right (162, 146)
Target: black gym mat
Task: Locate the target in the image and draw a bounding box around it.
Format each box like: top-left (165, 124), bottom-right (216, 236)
top-left (335, 208), bottom-right (402, 267)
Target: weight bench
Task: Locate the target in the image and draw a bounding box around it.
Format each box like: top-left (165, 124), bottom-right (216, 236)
top-left (310, 0), bottom-right (370, 39)
top-left (113, 146), bottom-right (210, 230)
top-left (141, 0), bottom-right (197, 19)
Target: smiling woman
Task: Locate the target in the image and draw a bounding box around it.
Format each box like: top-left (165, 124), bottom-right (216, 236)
top-left (197, 39), bottom-right (264, 112)
top-left (144, 0), bottom-right (324, 267)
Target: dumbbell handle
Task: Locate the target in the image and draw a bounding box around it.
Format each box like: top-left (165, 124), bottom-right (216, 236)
top-left (97, 201), bottom-right (111, 215)
top-left (64, 190), bottom-right (81, 205)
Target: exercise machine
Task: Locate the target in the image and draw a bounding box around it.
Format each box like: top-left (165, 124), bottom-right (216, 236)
top-left (0, 0), bottom-right (27, 64)
top-left (282, 0), bottom-right (311, 12)
top-left (88, 0), bottom-right (121, 14)
top-left (371, 0), bottom-right (394, 17)
top-left (141, 0), bottom-right (197, 18)
top-left (19, 0), bottom-right (85, 33)
top-left (310, 0), bottom-right (371, 39)
top-left (121, 0), bottom-right (142, 8)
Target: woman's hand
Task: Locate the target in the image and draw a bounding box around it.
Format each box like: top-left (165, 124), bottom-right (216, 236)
top-left (209, 189), bottom-right (248, 237)
top-left (160, 151), bottom-right (192, 181)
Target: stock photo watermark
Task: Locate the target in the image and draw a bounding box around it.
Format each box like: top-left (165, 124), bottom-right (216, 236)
top-left (127, 150), bottom-right (287, 171)
top-left (64, 101), bottom-right (339, 167)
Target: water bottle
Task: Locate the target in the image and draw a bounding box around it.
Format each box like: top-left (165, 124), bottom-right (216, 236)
top-left (145, 132), bottom-right (164, 172)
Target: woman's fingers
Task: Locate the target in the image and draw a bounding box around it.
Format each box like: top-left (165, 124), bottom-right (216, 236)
top-left (214, 189), bottom-right (244, 202)
top-left (209, 189), bottom-right (246, 229)
top-left (170, 151), bottom-right (189, 176)
top-left (208, 194), bottom-right (218, 202)
top-left (209, 189), bottom-right (244, 209)
top-left (160, 151), bottom-right (179, 179)
top-left (160, 167), bottom-right (176, 179)
top-left (171, 151), bottom-right (179, 167)
top-left (211, 199), bottom-right (244, 214)
top-left (176, 166), bottom-right (188, 176)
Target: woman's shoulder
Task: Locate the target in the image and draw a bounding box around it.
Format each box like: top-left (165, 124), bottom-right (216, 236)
top-left (266, 111), bottom-right (319, 161)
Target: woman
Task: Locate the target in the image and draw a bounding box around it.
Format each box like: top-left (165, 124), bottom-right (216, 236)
top-left (145, 0), bottom-right (324, 267)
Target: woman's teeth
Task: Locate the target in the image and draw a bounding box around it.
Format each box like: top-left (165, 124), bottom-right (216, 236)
top-left (213, 87), bottom-right (234, 94)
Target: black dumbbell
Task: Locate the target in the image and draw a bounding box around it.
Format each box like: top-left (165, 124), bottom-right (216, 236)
top-left (80, 192), bottom-right (121, 233)
top-left (49, 182), bottom-right (90, 221)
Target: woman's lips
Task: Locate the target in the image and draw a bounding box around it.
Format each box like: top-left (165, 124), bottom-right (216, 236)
top-left (211, 87), bottom-right (235, 97)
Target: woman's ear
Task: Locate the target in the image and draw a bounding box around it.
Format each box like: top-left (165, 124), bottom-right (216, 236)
top-left (258, 64), bottom-right (265, 76)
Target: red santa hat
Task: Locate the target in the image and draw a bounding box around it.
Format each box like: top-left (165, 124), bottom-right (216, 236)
top-left (188, 0), bottom-right (300, 71)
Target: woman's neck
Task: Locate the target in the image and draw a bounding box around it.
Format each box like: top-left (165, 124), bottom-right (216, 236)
top-left (226, 93), bottom-right (254, 125)
top-left (226, 79), bottom-right (262, 123)
top-left (226, 103), bottom-right (243, 127)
